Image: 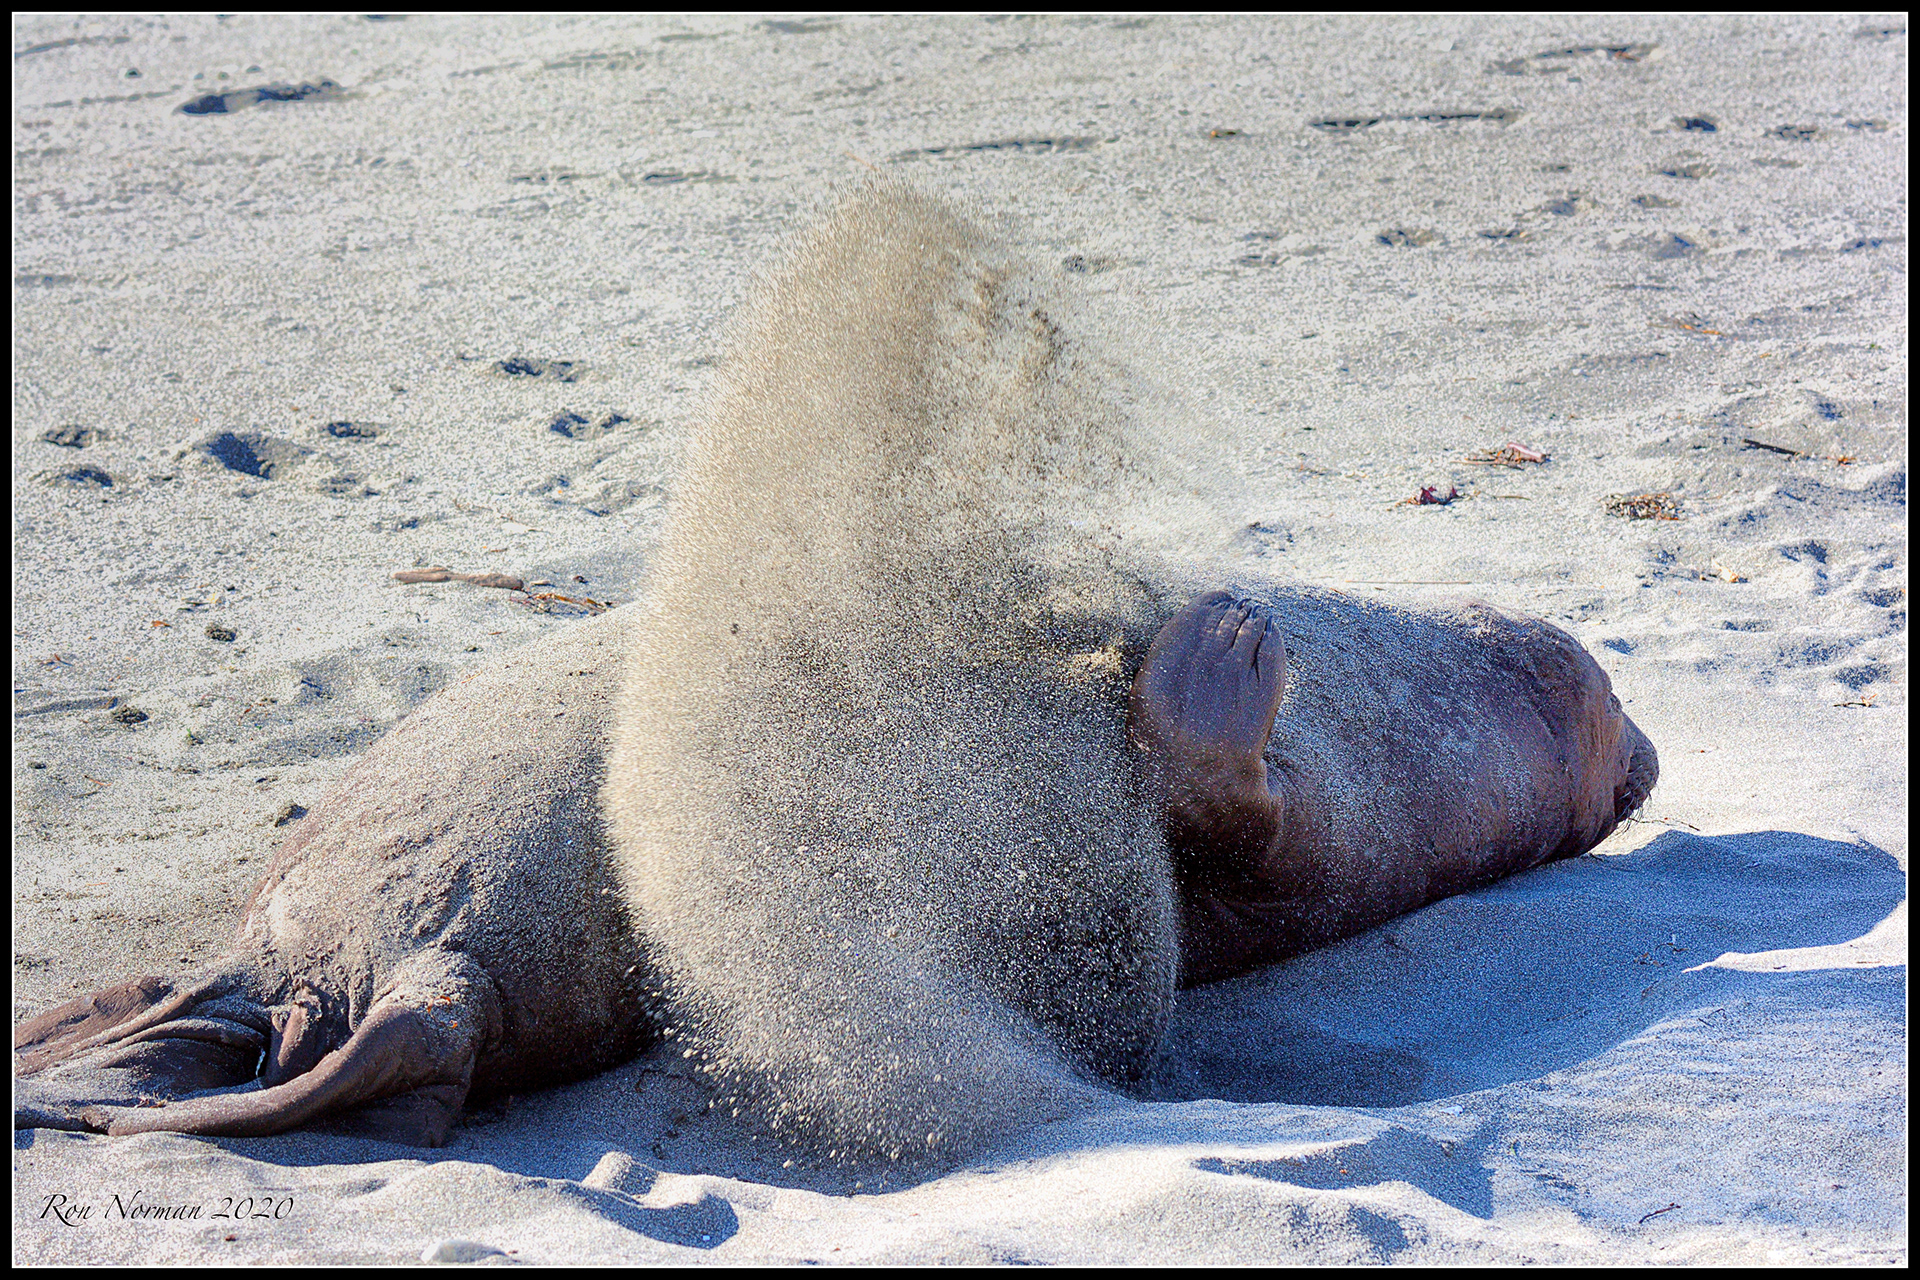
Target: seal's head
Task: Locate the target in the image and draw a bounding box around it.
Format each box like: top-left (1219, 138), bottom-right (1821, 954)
top-left (1500, 608), bottom-right (1659, 857)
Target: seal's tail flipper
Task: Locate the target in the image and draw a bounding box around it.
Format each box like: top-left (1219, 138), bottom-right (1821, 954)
top-left (14, 974), bottom-right (233, 1077)
top-left (15, 952), bottom-right (501, 1148)
top-left (81, 994), bottom-right (482, 1146)
top-left (13, 1015), bottom-right (269, 1135)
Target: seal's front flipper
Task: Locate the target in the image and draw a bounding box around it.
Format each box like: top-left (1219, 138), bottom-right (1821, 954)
top-left (1131, 591), bottom-right (1285, 760)
top-left (1130, 591), bottom-right (1288, 877)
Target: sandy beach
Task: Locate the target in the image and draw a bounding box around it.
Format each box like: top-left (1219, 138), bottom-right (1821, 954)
top-left (12, 13), bottom-right (1905, 1264)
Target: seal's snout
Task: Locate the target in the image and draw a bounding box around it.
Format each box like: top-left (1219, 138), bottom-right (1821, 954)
top-left (1615, 715), bottom-right (1658, 819)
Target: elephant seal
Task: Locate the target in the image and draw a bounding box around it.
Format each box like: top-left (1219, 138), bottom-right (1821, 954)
top-left (14, 608), bottom-right (655, 1146)
top-left (14, 181), bottom-right (1656, 1156)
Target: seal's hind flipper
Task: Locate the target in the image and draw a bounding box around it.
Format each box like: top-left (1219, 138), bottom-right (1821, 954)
top-left (13, 974), bottom-right (231, 1076)
top-left (90, 1017), bottom-right (269, 1093)
top-left (13, 1021), bottom-right (269, 1134)
top-left (75, 951), bottom-right (501, 1147)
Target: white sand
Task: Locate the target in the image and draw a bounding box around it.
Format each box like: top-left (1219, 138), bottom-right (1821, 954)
top-left (12, 13), bottom-right (1905, 1264)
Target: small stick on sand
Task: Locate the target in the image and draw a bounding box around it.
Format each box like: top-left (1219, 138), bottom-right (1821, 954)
top-left (1464, 442), bottom-right (1548, 467)
top-left (1661, 314), bottom-right (1725, 336)
top-left (510, 591), bottom-right (613, 616)
top-left (1638, 1202), bottom-right (1682, 1224)
top-left (1743, 437), bottom-right (1858, 465)
top-left (394, 567), bottom-right (613, 613)
top-left (392, 567), bottom-right (527, 592)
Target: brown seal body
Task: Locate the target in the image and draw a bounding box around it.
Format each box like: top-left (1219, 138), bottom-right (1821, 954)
top-left (14, 609), bottom-right (655, 1146)
top-left (10, 580), bottom-right (1657, 1147)
top-left (1132, 587), bottom-right (1658, 987)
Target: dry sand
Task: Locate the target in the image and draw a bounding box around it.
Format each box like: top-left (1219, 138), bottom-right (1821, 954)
top-left (12, 13), bottom-right (1905, 1265)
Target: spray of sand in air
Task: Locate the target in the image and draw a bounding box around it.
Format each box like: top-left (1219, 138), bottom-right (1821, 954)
top-left (606, 179), bottom-right (1250, 1163)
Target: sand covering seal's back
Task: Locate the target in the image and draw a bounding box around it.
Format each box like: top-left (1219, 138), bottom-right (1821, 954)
top-left (605, 183), bottom-right (1247, 1162)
